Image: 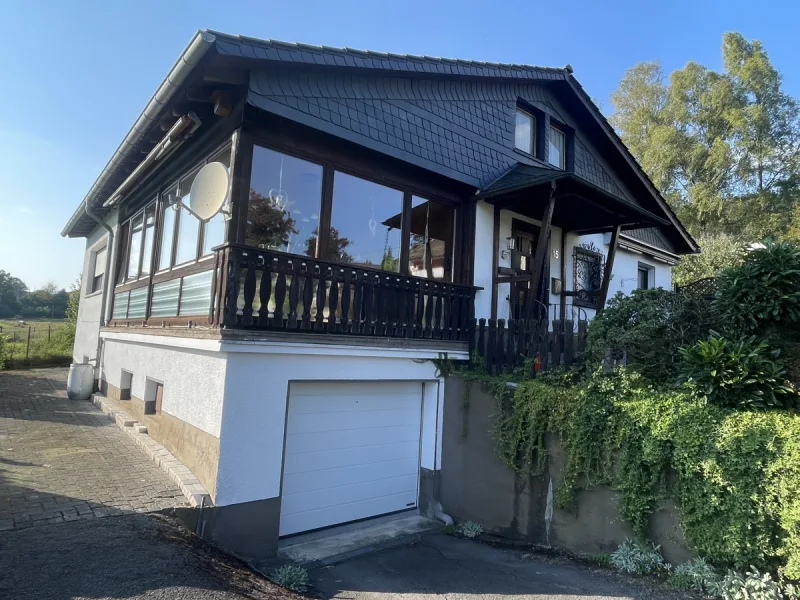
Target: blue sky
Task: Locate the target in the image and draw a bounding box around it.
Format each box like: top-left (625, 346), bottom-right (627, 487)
top-left (1, 0), bottom-right (798, 290)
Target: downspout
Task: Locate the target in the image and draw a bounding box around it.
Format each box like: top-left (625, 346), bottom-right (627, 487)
top-left (83, 200), bottom-right (114, 379)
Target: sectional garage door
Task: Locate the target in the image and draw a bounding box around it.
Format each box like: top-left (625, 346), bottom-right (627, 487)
top-left (279, 381), bottom-right (423, 536)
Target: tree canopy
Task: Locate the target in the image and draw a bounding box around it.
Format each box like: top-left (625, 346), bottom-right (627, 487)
top-left (0, 270), bottom-right (71, 319)
top-left (611, 32), bottom-right (800, 245)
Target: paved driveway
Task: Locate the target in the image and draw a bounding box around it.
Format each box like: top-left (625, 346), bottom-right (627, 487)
top-left (312, 534), bottom-right (693, 600)
top-left (0, 368), bottom-right (185, 530)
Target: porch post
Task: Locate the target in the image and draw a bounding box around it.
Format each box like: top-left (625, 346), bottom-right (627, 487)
top-left (597, 225), bottom-right (621, 313)
top-left (229, 128), bottom-right (254, 244)
top-left (527, 181), bottom-right (557, 319)
top-left (490, 204), bottom-right (501, 320)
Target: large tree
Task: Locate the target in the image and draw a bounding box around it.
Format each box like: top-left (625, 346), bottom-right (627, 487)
top-left (611, 33), bottom-right (800, 241)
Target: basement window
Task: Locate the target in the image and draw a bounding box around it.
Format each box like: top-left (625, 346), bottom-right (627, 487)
top-left (144, 378), bottom-right (163, 416)
top-left (120, 370), bottom-right (132, 401)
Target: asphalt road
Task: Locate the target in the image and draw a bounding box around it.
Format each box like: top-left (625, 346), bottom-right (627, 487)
top-left (0, 512), bottom-right (294, 600)
top-left (312, 534), bottom-right (695, 600)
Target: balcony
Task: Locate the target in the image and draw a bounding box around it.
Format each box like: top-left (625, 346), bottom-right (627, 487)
top-left (211, 244), bottom-right (477, 343)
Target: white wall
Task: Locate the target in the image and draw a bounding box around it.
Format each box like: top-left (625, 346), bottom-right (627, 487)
top-left (214, 343), bottom-right (453, 507)
top-left (100, 335), bottom-right (227, 437)
top-left (472, 207), bottom-right (675, 321)
top-left (73, 211), bottom-right (119, 364)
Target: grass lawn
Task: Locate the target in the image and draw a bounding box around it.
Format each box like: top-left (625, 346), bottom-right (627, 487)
top-left (0, 318), bottom-right (72, 369)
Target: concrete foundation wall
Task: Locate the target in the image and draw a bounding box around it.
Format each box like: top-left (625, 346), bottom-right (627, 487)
top-left (440, 377), bottom-right (690, 564)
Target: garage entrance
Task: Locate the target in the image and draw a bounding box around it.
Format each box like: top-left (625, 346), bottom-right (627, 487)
top-left (279, 381), bottom-right (423, 536)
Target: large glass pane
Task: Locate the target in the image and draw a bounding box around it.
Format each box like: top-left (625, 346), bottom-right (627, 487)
top-left (140, 203), bottom-right (156, 275)
top-left (179, 271), bottom-right (213, 315)
top-left (549, 126), bottom-right (565, 169)
top-left (158, 190), bottom-right (177, 271)
top-left (127, 213), bottom-right (144, 279)
top-left (326, 172), bottom-right (402, 270)
top-left (111, 291), bottom-right (129, 320)
top-left (515, 109), bottom-right (534, 154)
top-left (408, 196), bottom-right (454, 281)
top-left (116, 222), bottom-right (129, 284)
top-left (175, 171), bottom-right (200, 265)
top-left (150, 279), bottom-right (180, 317)
top-left (202, 147), bottom-right (232, 256)
top-left (127, 287), bottom-right (147, 319)
top-left (246, 145), bottom-right (323, 256)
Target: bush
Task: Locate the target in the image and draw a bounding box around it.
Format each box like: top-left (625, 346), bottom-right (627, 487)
top-left (609, 539), bottom-right (669, 575)
top-left (456, 521), bottom-right (483, 539)
top-left (678, 335), bottom-right (796, 409)
top-left (715, 241), bottom-right (800, 336)
top-left (668, 558), bottom-right (720, 592)
top-left (586, 288), bottom-right (715, 383)
top-left (269, 565), bottom-right (309, 592)
top-left (713, 568), bottom-right (787, 600)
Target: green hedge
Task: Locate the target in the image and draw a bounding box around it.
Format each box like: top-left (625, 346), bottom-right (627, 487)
top-left (494, 370), bottom-right (800, 580)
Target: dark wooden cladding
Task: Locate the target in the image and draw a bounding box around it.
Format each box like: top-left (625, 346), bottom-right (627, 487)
top-left (468, 317), bottom-right (589, 376)
top-left (213, 244), bottom-right (476, 341)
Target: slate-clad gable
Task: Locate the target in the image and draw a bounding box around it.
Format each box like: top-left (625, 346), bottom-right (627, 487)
top-left (248, 70), bottom-right (629, 202)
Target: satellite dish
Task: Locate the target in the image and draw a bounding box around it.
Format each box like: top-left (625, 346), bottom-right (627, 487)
top-left (188, 162), bottom-right (229, 221)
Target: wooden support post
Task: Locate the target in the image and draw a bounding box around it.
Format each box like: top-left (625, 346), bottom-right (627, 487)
top-left (527, 181), bottom-right (557, 319)
top-left (559, 229), bottom-right (568, 322)
top-left (597, 225), bottom-right (621, 313)
top-left (490, 204), bottom-right (501, 320)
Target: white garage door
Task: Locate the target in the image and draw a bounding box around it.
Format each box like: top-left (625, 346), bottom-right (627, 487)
top-left (280, 381), bottom-right (423, 536)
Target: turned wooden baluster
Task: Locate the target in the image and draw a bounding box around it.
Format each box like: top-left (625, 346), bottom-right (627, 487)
top-left (223, 248), bottom-right (241, 327)
top-left (273, 258), bottom-right (287, 328)
top-left (257, 254), bottom-right (272, 327)
top-left (328, 269), bottom-right (340, 332)
top-left (352, 270), bottom-right (364, 334)
top-left (241, 253), bottom-right (258, 327)
top-left (315, 264), bottom-right (327, 331)
top-left (300, 260), bottom-right (313, 330)
top-left (287, 258), bottom-right (301, 329)
top-left (340, 268), bottom-right (352, 334)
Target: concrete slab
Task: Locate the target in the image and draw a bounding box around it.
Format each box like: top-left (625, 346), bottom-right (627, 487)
top-left (278, 513), bottom-right (438, 565)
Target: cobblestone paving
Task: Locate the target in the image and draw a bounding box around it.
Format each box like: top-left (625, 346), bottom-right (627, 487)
top-left (0, 368), bottom-right (186, 531)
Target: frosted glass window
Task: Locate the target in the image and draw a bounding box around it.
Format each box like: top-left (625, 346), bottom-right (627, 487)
top-left (150, 279), bottom-right (180, 317)
top-left (112, 292), bottom-right (129, 320)
top-left (127, 287), bottom-right (147, 319)
top-left (179, 271), bottom-right (213, 316)
top-left (515, 109), bottom-right (534, 154)
top-left (549, 126), bottom-right (565, 169)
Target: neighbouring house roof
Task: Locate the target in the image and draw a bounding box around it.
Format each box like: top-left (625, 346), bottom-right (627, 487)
top-left (61, 30), bottom-right (698, 256)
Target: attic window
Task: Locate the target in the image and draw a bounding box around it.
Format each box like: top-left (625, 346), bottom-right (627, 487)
top-left (514, 109), bottom-right (535, 155)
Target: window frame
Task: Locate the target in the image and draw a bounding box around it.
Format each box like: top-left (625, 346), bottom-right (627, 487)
top-left (87, 244), bottom-right (107, 295)
top-left (117, 199), bottom-right (157, 286)
top-left (549, 124), bottom-right (566, 169)
top-left (637, 262), bottom-right (654, 290)
top-left (514, 108), bottom-right (536, 156)
top-left (245, 137), bottom-right (465, 283)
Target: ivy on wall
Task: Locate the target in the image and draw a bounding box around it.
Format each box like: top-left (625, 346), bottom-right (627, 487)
top-left (485, 368), bottom-right (800, 580)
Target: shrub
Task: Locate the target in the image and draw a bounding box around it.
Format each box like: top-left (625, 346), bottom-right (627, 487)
top-left (586, 288), bottom-right (715, 383)
top-left (672, 233), bottom-right (747, 287)
top-left (715, 240), bottom-right (800, 336)
top-left (668, 558), bottom-right (720, 593)
top-left (456, 521), bottom-right (483, 539)
top-left (269, 565), bottom-right (309, 592)
top-left (678, 335), bottom-right (796, 409)
top-left (713, 568), bottom-right (785, 600)
top-left (609, 539), bottom-right (669, 575)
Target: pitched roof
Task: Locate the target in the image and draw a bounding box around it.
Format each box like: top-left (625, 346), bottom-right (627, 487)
top-left (62, 30), bottom-right (697, 255)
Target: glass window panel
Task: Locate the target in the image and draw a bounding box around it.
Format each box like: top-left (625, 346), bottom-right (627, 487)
top-left (202, 147), bottom-right (232, 256)
top-left (179, 271), bottom-right (213, 316)
top-left (549, 126), bottom-right (565, 169)
top-left (408, 196), bottom-right (454, 281)
top-left (246, 145), bottom-right (323, 256)
top-left (158, 191), bottom-right (177, 271)
top-left (175, 170), bottom-right (201, 265)
top-left (326, 171), bottom-right (402, 270)
top-left (126, 287), bottom-right (147, 319)
top-left (515, 110), bottom-right (534, 154)
top-left (140, 203), bottom-right (156, 275)
top-left (112, 291), bottom-right (129, 320)
top-left (150, 279), bottom-right (180, 317)
top-left (127, 213), bottom-right (144, 279)
top-left (116, 222), bottom-right (129, 284)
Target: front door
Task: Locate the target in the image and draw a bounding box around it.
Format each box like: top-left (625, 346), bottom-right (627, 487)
top-left (509, 220), bottom-right (549, 320)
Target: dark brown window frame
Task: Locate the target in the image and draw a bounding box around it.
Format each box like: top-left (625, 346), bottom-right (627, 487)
top-left (244, 135), bottom-right (465, 284)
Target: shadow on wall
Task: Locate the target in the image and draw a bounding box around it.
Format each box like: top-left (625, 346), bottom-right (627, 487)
top-left (438, 376), bottom-right (691, 565)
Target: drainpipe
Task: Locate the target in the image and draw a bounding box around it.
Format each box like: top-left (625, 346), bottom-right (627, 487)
top-left (83, 200), bottom-right (114, 379)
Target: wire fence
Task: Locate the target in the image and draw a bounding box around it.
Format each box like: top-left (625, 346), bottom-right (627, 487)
top-left (0, 323), bottom-right (73, 369)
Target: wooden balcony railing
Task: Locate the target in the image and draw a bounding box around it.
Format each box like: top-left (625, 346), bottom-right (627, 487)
top-left (211, 244), bottom-right (476, 341)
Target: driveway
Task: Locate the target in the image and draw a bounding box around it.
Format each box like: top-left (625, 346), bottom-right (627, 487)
top-left (0, 368), bottom-right (291, 599)
top-left (312, 534), bottom-right (692, 600)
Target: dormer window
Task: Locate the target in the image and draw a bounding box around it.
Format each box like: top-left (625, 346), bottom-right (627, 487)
top-left (514, 109), bottom-right (535, 155)
top-left (549, 125), bottom-right (566, 169)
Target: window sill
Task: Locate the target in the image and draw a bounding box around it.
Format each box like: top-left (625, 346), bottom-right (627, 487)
top-left (84, 289), bottom-right (104, 299)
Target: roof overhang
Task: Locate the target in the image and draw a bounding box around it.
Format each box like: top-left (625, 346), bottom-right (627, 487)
top-left (477, 165), bottom-right (669, 233)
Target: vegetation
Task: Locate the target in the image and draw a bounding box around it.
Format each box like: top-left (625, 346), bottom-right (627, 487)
top-left (609, 539), bottom-right (669, 575)
top-left (0, 270), bottom-right (72, 319)
top-left (268, 565), bottom-right (309, 592)
top-left (456, 521), bottom-right (483, 539)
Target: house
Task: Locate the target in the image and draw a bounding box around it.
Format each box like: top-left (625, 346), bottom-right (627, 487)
top-left (62, 30), bottom-right (697, 560)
